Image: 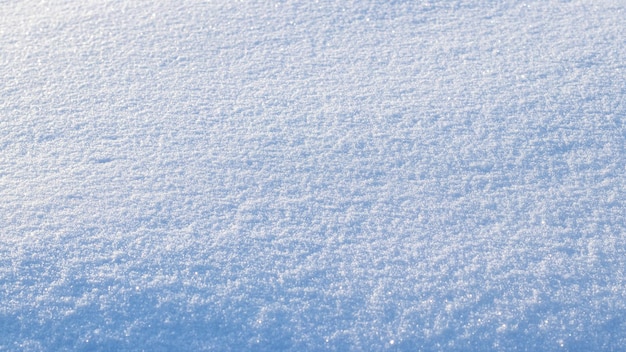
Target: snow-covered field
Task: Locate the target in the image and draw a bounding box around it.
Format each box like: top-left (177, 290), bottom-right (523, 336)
top-left (1, 0), bottom-right (625, 350)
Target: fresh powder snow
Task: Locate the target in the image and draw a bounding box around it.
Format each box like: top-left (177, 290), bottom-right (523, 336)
top-left (1, 0), bottom-right (625, 351)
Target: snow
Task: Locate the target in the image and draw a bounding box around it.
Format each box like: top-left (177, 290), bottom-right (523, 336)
top-left (1, 0), bottom-right (625, 350)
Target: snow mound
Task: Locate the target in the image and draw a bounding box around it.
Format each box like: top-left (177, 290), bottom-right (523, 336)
top-left (1, 0), bottom-right (624, 350)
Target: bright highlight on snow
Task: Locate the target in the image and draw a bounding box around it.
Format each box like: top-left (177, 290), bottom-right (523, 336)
top-left (1, 0), bottom-right (624, 350)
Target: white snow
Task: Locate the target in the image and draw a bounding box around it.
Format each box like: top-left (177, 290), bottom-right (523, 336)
top-left (1, 0), bottom-right (625, 350)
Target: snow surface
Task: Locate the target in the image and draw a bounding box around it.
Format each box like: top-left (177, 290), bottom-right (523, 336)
top-left (1, 0), bottom-right (625, 350)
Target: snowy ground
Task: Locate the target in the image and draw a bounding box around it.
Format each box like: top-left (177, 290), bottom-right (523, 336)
top-left (1, 0), bottom-right (625, 350)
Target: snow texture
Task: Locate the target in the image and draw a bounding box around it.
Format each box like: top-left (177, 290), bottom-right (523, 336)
top-left (1, 0), bottom-right (625, 350)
